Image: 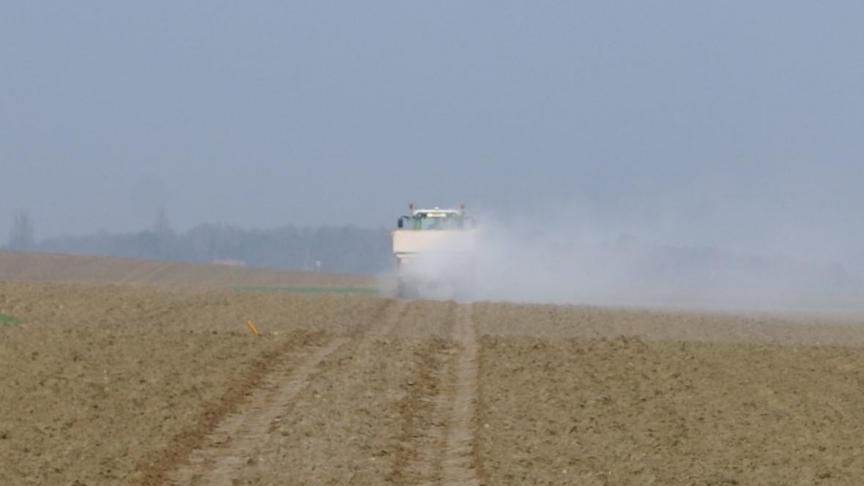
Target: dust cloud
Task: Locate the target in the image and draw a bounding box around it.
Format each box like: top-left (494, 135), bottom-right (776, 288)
top-left (399, 206), bottom-right (864, 313)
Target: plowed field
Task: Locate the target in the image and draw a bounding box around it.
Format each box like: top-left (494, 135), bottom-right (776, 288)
top-left (3, 252), bottom-right (864, 484)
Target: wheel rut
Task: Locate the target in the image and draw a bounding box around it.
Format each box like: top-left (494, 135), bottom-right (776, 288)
top-left (393, 302), bottom-right (483, 485)
top-left (441, 303), bottom-right (482, 486)
top-left (168, 337), bottom-right (348, 485)
top-left (167, 299), bottom-right (406, 486)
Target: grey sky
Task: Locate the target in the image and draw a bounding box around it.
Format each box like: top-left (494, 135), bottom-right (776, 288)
top-left (2, 2), bottom-right (863, 263)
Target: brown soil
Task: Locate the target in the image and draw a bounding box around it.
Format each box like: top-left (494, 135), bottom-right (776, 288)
top-left (441, 304), bottom-right (482, 486)
top-left (3, 253), bottom-right (864, 485)
top-left (0, 250), bottom-right (372, 288)
top-left (0, 281), bottom-right (385, 486)
top-left (476, 336), bottom-right (864, 485)
top-left (168, 336), bottom-right (350, 485)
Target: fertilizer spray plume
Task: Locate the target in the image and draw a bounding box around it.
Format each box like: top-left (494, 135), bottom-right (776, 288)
top-left (446, 208), bottom-right (864, 312)
top-left (465, 220), bottom-right (627, 305)
top-left (383, 201), bottom-right (864, 311)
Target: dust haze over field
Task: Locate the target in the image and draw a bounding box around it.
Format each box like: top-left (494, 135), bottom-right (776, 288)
top-left (5, 257), bottom-right (864, 485)
top-left (4, 3), bottom-right (864, 316)
top-left (6, 3), bottom-right (864, 485)
top-left (405, 202), bottom-right (864, 312)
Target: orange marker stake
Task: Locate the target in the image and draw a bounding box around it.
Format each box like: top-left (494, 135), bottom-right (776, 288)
top-left (245, 319), bottom-right (260, 336)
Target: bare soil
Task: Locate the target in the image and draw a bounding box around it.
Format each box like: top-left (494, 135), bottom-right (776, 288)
top-left (0, 250), bottom-right (372, 288)
top-left (3, 253), bottom-right (864, 484)
top-left (476, 335), bottom-right (864, 485)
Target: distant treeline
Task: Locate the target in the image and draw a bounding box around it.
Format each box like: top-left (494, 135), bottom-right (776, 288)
top-left (6, 212), bottom-right (393, 274)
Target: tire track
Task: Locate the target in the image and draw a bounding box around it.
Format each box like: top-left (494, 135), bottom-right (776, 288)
top-left (441, 303), bottom-right (483, 486)
top-left (393, 302), bottom-right (483, 485)
top-left (390, 302), bottom-right (457, 484)
top-left (167, 299), bottom-right (406, 486)
top-left (370, 298), bottom-right (409, 336)
top-left (168, 337), bottom-right (348, 486)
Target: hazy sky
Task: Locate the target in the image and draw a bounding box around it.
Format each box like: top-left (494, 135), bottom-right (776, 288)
top-left (2, 2), bottom-right (863, 262)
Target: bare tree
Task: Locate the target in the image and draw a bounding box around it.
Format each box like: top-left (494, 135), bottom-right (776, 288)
top-left (8, 210), bottom-right (35, 251)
